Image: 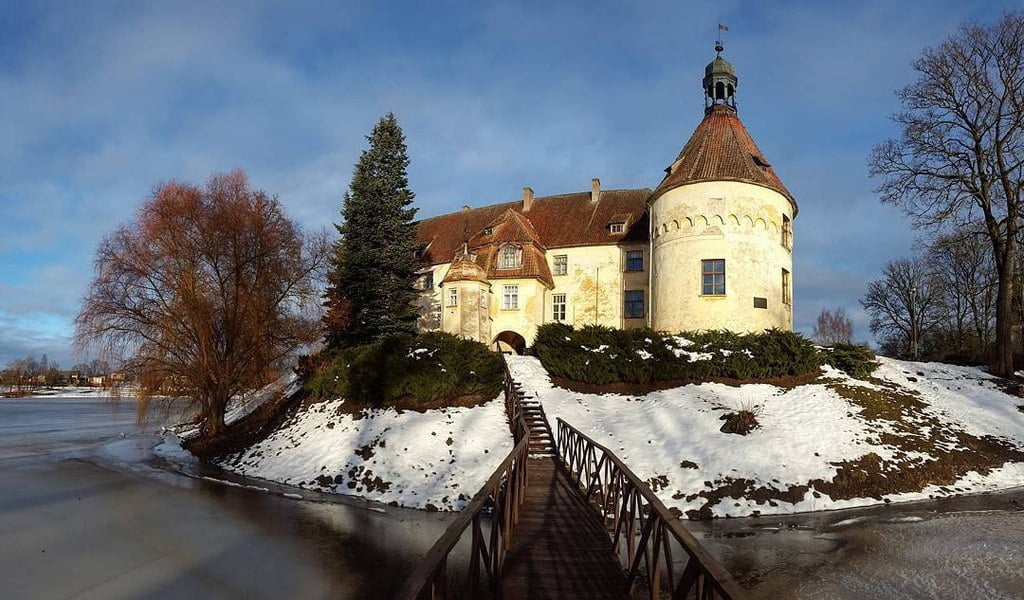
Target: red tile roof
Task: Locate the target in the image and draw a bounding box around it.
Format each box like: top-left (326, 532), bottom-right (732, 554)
top-left (416, 188), bottom-right (651, 266)
top-left (653, 105), bottom-right (797, 213)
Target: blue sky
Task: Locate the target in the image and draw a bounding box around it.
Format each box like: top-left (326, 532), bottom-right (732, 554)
top-left (0, 0), bottom-right (1014, 367)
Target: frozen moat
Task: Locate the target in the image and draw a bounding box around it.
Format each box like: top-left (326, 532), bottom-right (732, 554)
top-left (0, 396), bottom-right (460, 599)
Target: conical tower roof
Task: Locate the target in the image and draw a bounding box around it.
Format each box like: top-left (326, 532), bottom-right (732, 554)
top-left (652, 107), bottom-right (797, 213)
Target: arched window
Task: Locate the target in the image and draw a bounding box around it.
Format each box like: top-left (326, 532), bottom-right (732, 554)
top-left (497, 244), bottom-right (522, 270)
top-left (715, 82), bottom-right (725, 101)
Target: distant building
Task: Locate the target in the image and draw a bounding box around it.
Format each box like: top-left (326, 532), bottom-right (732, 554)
top-left (415, 44), bottom-right (797, 352)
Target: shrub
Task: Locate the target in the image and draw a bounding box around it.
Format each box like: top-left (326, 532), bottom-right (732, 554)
top-left (824, 343), bottom-right (880, 380)
top-left (533, 323), bottom-right (823, 385)
top-left (304, 332), bottom-right (503, 407)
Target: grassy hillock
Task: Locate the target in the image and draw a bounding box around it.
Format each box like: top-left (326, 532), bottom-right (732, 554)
top-left (303, 332), bottom-right (503, 409)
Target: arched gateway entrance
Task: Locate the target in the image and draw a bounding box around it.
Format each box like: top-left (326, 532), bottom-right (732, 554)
top-left (493, 331), bottom-right (527, 354)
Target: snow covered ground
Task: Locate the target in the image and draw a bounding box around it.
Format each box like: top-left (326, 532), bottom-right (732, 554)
top-left (215, 396), bottom-right (512, 511)
top-left (507, 355), bottom-right (1024, 518)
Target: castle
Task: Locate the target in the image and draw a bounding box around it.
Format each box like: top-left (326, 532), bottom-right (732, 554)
top-left (414, 44), bottom-right (797, 353)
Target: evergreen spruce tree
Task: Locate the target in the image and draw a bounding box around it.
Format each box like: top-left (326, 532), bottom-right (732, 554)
top-left (324, 113), bottom-right (420, 348)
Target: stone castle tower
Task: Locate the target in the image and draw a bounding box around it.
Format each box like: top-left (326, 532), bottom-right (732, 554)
top-left (649, 42), bottom-right (797, 332)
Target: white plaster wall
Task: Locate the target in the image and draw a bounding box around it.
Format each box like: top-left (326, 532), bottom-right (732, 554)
top-left (546, 244), bottom-right (649, 330)
top-left (649, 181), bottom-right (794, 333)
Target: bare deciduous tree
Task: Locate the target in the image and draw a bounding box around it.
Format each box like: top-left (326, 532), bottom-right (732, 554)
top-left (869, 13), bottom-right (1024, 375)
top-left (75, 170), bottom-right (329, 439)
top-left (926, 231), bottom-right (996, 358)
top-left (813, 307), bottom-right (854, 346)
top-left (861, 258), bottom-right (942, 359)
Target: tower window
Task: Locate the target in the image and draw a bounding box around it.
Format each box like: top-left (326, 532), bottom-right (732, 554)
top-left (552, 294), bottom-right (566, 321)
top-left (782, 269), bottom-right (791, 305)
top-left (431, 305), bottom-right (442, 329)
top-left (624, 290), bottom-right (645, 319)
top-left (497, 244), bottom-right (522, 269)
top-left (625, 250), bottom-right (644, 272)
top-left (502, 285), bottom-right (519, 310)
top-left (447, 287), bottom-right (458, 307)
top-left (782, 215), bottom-right (793, 249)
top-left (553, 254), bottom-right (567, 275)
top-left (701, 259), bottom-right (726, 296)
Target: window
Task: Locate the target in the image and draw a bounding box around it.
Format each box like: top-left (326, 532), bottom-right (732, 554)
top-left (701, 259), bottom-right (726, 296)
top-left (483, 227), bottom-right (493, 236)
top-left (782, 269), bottom-right (791, 305)
top-left (431, 305), bottom-right (442, 329)
top-left (609, 222), bottom-right (625, 234)
top-left (782, 215), bottom-right (792, 249)
top-left (447, 287), bottom-right (458, 307)
top-left (552, 294), bottom-right (566, 321)
top-left (502, 285), bottom-right (519, 310)
top-left (419, 271), bottom-right (434, 290)
top-left (625, 250), bottom-right (644, 272)
top-left (498, 245), bottom-right (521, 269)
top-left (624, 290), bottom-right (645, 319)
top-left (553, 254), bottom-right (567, 276)
top-left (753, 297), bottom-right (768, 309)
top-left (480, 289), bottom-right (489, 311)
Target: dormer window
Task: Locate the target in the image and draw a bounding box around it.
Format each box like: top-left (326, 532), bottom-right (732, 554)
top-left (483, 227), bottom-right (493, 236)
top-left (752, 154), bottom-right (771, 172)
top-left (609, 222), bottom-right (625, 234)
top-left (497, 244), bottom-right (522, 269)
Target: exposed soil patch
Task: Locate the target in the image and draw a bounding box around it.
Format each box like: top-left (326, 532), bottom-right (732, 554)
top-left (683, 477), bottom-right (810, 520)
top-left (549, 369), bottom-right (823, 396)
top-left (719, 410), bottom-right (760, 435)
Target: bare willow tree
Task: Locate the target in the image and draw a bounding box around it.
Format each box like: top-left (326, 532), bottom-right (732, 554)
top-left (861, 257), bottom-right (942, 359)
top-left (812, 308), bottom-right (854, 346)
top-left (869, 13), bottom-right (1024, 375)
top-left (75, 170), bottom-right (329, 439)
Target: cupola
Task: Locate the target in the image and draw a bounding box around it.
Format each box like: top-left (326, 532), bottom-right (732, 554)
top-left (703, 42), bottom-right (737, 113)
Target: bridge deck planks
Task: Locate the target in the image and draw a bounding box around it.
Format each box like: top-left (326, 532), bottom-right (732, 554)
top-left (499, 458), bottom-right (629, 600)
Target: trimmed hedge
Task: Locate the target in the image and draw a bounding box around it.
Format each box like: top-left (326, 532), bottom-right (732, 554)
top-left (823, 343), bottom-right (880, 380)
top-left (305, 332), bottom-right (503, 407)
top-left (533, 323), bottom-right (823, 385)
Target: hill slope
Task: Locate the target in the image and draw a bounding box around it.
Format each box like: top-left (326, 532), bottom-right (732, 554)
top-left (507, 355), bottom-right (1024, 518)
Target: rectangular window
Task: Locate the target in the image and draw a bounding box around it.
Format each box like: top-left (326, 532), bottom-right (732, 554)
top-left (447, 287), bottom-right (458, 307)
top-left (502, 285), bottom-right (519, 310)
top-left (431, 305), bottom-right (442, 329)
top-left (625, 250), bottom-right (644, 272)
top-left (624, 290), bottom-right (645, 319)
top-left (782, 269), bottom-right (791, 305)
top-left (419, 271), bottom-right (434, 290)
top-left (553, 254), bottom-right (567, 276)
top-left (782, 215), bottom-right (792, 249)
top-left (753, 297), bottom-right (768, 309)
top-left (552, 294), bottom-right (566, 321)
top-left (701, 259), bottom-right (726, 296)
top-left (609, 222), bottom-right (625, 233)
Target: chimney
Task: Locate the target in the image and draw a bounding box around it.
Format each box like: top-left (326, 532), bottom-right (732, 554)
top-left (591, 178), bottom-right (601, 204)
top-left (522, 186), bottom-right (534, 211)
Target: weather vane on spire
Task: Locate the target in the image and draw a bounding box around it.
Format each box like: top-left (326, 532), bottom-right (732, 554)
top-left (716, 23), bottom-right (728, 54)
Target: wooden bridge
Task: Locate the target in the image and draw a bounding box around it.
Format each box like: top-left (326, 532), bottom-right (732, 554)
top-left (395, 357), bottom-right (747, 600)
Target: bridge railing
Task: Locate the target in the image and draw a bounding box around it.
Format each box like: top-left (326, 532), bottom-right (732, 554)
top-left (394, 355), bottom-right (530, 600)
top-left (557, 418), bottom-right (748, 600)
